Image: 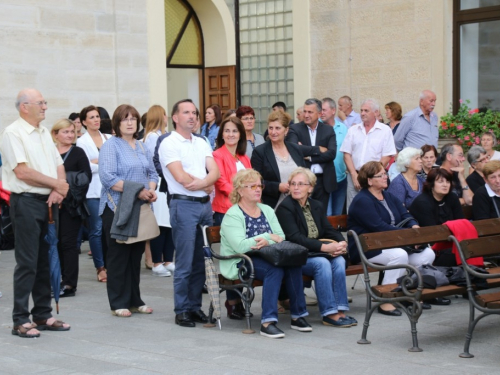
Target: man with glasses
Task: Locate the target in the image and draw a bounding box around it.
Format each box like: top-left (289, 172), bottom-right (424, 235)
top-left (340, 99), bottom-right (396, 211)
top-left (158, 99), bottom-right (220, 328)
top-left (440, 143), bottom-right (473, 206)
top-left (0, 89), bottom-right (71, 338)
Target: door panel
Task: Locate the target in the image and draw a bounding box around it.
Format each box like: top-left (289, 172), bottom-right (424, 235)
top-left (204, 66), bottom-right (236, 120)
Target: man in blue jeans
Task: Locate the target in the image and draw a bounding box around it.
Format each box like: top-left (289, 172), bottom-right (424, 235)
top-left (321, 98), bottom-right (348, 216)
top-left (158, 99), bottom-right (220, 327)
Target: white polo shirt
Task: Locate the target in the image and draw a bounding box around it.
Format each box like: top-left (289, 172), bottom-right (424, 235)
top-left (158, 131), bottom-right (213, 197)
top-left (340, 120), bottom-right (396, 170)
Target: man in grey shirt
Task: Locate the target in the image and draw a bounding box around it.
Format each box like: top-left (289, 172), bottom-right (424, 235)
top-left (394, 90), bottom-right (439, 151)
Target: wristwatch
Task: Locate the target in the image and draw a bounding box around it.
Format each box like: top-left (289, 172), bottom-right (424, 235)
top-left (462, 185), bottom-right (470, 190)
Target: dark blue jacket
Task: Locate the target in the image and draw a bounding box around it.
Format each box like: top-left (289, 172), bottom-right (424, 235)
top-left (347, 188), bottom-right (418, 264)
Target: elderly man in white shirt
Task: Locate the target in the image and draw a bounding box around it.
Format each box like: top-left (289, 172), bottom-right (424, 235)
top-left (340, 99), bottom-right (396, 211)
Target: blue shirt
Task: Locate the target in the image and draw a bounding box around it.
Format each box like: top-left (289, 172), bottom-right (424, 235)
top-left (344, 111), bottom-right (362, 128)
top-left (200, 123), bottom-right (219, 150)
top-left (98, 137), bottom-right (158, 215)
top-left (394, 106), bottom-right (438, 151)
top-left (333, 119), bottom-right (347, 182)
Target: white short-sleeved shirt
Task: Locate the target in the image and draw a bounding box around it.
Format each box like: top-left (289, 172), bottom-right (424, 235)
top-left (158, 131), bottom-right (213, 197)
top-left (340, 120), bottom-right (396, 170)
top-left (0, 118), bottom-right (63, 194)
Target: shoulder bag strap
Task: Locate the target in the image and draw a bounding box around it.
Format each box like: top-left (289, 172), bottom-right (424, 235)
top-left (492, 196), bottom-right (500, 218)
top-left (62, 145), bottom-right (74, 162)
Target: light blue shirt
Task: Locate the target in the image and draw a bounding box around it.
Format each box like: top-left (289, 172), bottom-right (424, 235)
top-left (394, 106), bottom-right (438, 151)
top-left (344, 111), bottom-right (362, 128)
top-left (333, 119), bottom-right (347, 182)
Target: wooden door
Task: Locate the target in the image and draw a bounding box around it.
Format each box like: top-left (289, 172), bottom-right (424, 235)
top-left (203, 66), bottom-right (236, 120)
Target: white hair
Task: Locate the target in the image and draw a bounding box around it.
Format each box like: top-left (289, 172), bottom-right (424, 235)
top-left (396, 147), bottom-right (423, 172)
top-left (361, 98), bottom-right (379, 112)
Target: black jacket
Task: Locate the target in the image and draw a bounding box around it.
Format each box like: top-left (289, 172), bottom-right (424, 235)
top-left (275, 195), bottom-right (345, 252)
top-left (251, 141), bottom-right (311, 208)
top-left (286, 121), bottom-right (337, 193)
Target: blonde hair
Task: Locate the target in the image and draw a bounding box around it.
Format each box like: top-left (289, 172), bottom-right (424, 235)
top-left (144, 105), bottom-right (167, 141)
top-left (288, 167), bottom-right (317, 188)
top-left (51, 118), bottom-right (75, 143)
top-left (229, 169), bottom-right (263, 205)
top-left (267, 110), bottom-right (292, 129)
top-left (483, 160), bottom-right (500, 179)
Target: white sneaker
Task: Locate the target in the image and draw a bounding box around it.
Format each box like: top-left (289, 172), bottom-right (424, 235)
top-left (152, 264), bottom-right (171, 277)
top-left (164, 263), bottom-right (175, 273)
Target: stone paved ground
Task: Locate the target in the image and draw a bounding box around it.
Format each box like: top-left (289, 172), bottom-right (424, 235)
top-left (0, 244), bottom-right (499, 375)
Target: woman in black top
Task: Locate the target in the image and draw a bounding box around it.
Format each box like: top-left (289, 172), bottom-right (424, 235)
top-left (52, 119), bottom-right (92, 297)
top-left (473, 160), bottom-right (500, 220)
top-left (466, 145), bottom-right (488, 193)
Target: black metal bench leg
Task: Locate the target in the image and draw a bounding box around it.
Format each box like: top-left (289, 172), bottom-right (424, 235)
top-left (357, 293), bottom-right (373, 344)
top-left (460, 304), bottom-right (477, 358)
top-left (241, 288), bottom-right (255, 334)
top-left (408, 317), bottom-right (422, 352)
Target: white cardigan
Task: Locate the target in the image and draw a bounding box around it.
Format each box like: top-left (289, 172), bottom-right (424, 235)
top-left (76, 132), bottom-right (111, 199)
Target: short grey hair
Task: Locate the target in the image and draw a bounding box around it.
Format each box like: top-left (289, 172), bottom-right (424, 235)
top-left (304, 98), bottom-right (322, 113)
top-left (288, 167), bottom-right (317, 189)
top-left (440, 143), bottom-right (458, 162)
top-left (396, 147), bottom-right (422, 172)
top-left (419, 90), bottom-right (434, 100)
top-left (361, 98), bottom-right (380, 112)
top-left (322, 97), bottom-right (337, 111)
top-left (15, 92), bottom-right (30, 111)
top-left (339, 95), bottom-right (353, 106)
top-left (467, 145), bottom-right (487, 165)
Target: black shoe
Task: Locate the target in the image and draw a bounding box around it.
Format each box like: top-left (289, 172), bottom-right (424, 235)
top-left (426, 297), bottom-right (451, 305)
top-left (260, 322), bottom-right (285, 338)
top-left (291, 317), bottom-right (313, 332)
top-left (225, 300), bottom-right (244, 320)
top-left (377, 306), bottom-right (402, 316)
top-left (401, 301), bottom-right (431, 310)
top-left (190, 310), bottom-right (208, 323)
top-left (236, 301), bottom-right (253, 318)
top-left (59, 287), bottom-right (76, 298)
top-left (175, 312), bottom-right (195, 327)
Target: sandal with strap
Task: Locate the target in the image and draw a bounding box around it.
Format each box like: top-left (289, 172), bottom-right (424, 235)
top-left (130, 305), bottom-right (153, 314)
top-left (97, 267), bottom-right (107, 282)
top-left (111, 309), bottom-right (132, 317)
top-left (34, 319), bottom-right (70, 331)
top-left (12, 323), bottom-right (40, 338)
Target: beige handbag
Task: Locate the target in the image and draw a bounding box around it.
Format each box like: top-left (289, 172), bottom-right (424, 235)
top-left (108, 192), bottom-right (160, 244)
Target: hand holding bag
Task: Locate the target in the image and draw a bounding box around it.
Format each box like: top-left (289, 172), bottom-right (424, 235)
top-left (247, 240), bottom-right (308, 267)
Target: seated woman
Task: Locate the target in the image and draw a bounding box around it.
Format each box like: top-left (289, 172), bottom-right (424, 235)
top-left (387, 147), bottom-right (423, 207)
top-left (409, 168), bottom-right (464, 305)
top-left (473, 160), bottom-right (500, 220)
top-left (276, 167), bottom-right (356, 327)
top-left (417, 144), bottom-right (438, 180)
top-left (348, 161), bottom-right (435, 316)
top-left (220, 169), bottom-right (310, 339)
top-left (466, 145), bottom-right (488, 193)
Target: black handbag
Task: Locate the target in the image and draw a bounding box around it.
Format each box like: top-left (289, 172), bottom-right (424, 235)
top-left (247, 241), bottom-right (308, 267)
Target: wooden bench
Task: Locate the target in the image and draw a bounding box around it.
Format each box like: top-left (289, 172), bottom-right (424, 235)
top-left (348, 218), bottom-right (500, 352)
top-left (453, 234), bottom-right (500, 358)
top-left (202, 214), bottom-right (376, 333)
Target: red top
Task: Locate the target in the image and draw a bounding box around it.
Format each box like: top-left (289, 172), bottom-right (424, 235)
top-left (212, 144), bottom-right (251, 214)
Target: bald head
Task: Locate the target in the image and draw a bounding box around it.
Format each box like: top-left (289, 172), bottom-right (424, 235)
top-left (16, 88), bottom-right (47, 126)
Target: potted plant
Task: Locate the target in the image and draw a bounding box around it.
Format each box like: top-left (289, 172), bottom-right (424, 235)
top-left (439, 99), bottom-right (500, 151)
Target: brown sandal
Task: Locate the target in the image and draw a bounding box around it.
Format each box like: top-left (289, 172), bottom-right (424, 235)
top-left (97, 267), bottom-right (107, 282)
top-left (34, 319), bottom-right (70, 331)
top-left (12, 323), bottom-right (40, 338)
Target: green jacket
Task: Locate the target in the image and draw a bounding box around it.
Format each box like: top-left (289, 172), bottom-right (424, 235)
top-left (220, 203), bottom-right (285, 280)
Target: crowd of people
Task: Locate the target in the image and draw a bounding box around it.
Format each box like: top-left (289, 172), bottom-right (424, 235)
top-left (2, 87), bottom-right (499, 339)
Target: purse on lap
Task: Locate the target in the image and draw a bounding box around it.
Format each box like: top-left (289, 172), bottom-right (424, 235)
top-left (247, 240), bottom-right (308, 267)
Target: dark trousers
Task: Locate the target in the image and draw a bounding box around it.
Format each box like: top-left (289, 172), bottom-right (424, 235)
top-left (58, 206), bottom-right (82, 288)
top-left (312, 174), bottom-right (330, 216)
top-left (102, 206), bottom-right (145, 310)
top-left (11, 193), bottom-right (57, 326)
top-left (150, 226), bottom-right (175, 264)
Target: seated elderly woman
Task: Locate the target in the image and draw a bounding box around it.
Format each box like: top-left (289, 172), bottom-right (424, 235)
top-left (387, 147), bottom-right (424, 207)
top-left (466, 145), bottom-right (488, 193)
top-left (473, 160), bottom-right (500, 220)
top-left (220, 169), bottom-right (310, 339)
top-left (276, 167), bottom-right (356, 327)
top-left (348, 161), bottom-right (435, 316)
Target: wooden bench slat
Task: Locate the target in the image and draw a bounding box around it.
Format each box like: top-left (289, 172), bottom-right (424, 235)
top-left (486, 300), bottom-right (500, 308)
top-left (327, 215), bottom-right (347, 231)
top-left (372, 283), bottom-right (467, 299)
top-left (473, 218), bottom-right (500, 236)
top-left (459, 236), bottom-right (500, 259)
top-left (475, 291), bottom-right (500, 307)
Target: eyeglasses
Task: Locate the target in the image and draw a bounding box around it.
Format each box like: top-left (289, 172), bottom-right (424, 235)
top-left (243, 184), bottom-right (264, 190)
top-left (241, 117), bottom-right (255, 121)
top-left (372, 173), bottom-right (388, 178)
top-left (121, 117), bottom-right (137, 124)
top-left (24, 101), bottom-right (47, 106)
top-left (290, 182), bottom-right (311, 187)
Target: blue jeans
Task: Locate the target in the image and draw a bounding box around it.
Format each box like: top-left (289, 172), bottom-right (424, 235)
top-left (87, 198), bottom-right (104, 269)
top-left (327, 178), bottom-right (347, 216)
top-left (301, 256), bottom-right (349, 316)
top-left (170, 199), bottom-right (213, 314)
top-left (250, 256), bottom-right (308, 324)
